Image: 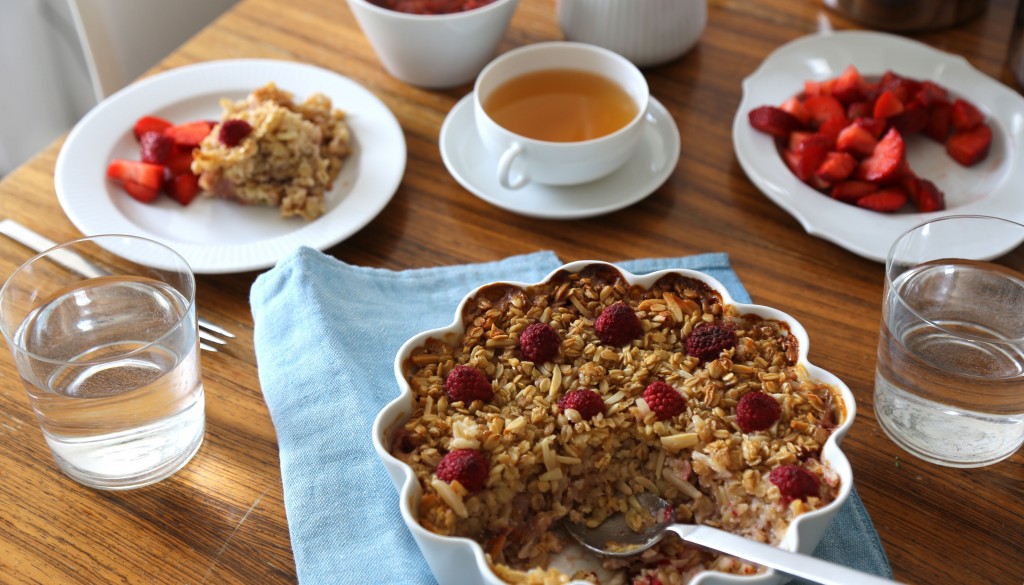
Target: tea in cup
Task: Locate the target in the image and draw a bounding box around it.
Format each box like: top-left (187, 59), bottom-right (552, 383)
top-left (473, 42), bottom-right (650, 189)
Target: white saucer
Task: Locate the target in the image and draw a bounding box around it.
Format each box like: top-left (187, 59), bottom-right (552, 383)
top-left (439, 95), bottom-right (679, 219)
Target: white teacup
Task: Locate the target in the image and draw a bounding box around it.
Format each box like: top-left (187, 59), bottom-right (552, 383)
top-left (473, 42), bottom-right (650, 189)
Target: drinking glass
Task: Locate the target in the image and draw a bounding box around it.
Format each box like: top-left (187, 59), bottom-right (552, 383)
top-left (875, 215), bottom-right (1024, 467)
top-left (0, 235), bottom-right (205, 489)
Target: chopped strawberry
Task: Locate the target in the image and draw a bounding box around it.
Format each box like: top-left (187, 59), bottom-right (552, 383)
top-left (878, 71), bottom-right (921, 104)
top-left (804, 78), bottom-right (835, 97)
top-left (856, 187), bottom-right (908, 212)
top-left (923, 102), bottom-right (952, 142)
top-left (107, 159), bottom-right (165, 191)
top-left (902, 175), bottom-right (946, 212)
top-left (890, 106), bottom-right (928, 134)
top-left (164, 146), bottom-right (195, 176)
top-left (817, 116), bottom-right (847, 147)
top-left (873, 90), bottom-right (905, 119)
top-left (836, 123), bottom-right (878, 158)
top-left (748, 106), bottom-right (802, 138)
top-left (139, 131), bottom-right (174, 164)
top-left (831, 180), bottom-right (879, 203)
top-left (804, 95), bottom-right (847, 129)
top-left (783, 134), bottom-right (830, 182)
top-left (831, 65), bottom-right (868, 105)
top-left (914, 81), bottom-right (949, 107)
top-left (857, 128), bottom-right (905, 183)
top-left (121, 180), bottom-right (160, 203)
top-left (950, 98), bottom-right (984, 131)
top-left (788, 131), bottom-right (817, 151)
top-left (854, 117), bottom-right (887, 139)
top-left (947, 124), bottom-right (993, 166)
top-left (816, 151), bottom-right (857, 182)
top-left (167, 173), bottom-right (201, 206)
top-left (164, 120), bottom-right (214, 148)
top-left (846, 101), bottom-right (872, 119)
top-left (779, 97), bottom-right (811, 126)
top-left (133, 115), bottom-right (172, 141)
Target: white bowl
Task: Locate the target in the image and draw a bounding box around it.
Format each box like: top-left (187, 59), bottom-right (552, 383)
top-left (373, 261), bottom-right (856, 585)
top-left (347, 0), bottom-right (519, 89)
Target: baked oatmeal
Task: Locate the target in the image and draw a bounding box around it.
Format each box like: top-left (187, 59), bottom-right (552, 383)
top-left (391, 264), bottom-right (844, 584)
top-left (191, 82), bottom-right (351, 220)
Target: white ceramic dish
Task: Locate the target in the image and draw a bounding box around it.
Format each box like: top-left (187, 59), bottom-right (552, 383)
top-left (55, 59), bottom-right (406, 274)
top-left (440, 95), bottom-right (680, 219)
top-left (373, 260), bottom-right (857, 585)
top-left (733, 30), bottom-right (1024, 263)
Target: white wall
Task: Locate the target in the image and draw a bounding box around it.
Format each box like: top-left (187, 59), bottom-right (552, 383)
top-left (0, 0), bottom-right (237, 177)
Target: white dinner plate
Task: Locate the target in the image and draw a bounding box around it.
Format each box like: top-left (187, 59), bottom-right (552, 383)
top-left (55, 59), bottom-right (406, 274)
top-left (439, 95), bottom-right (680, 220)
top-left (732, 31), bottom-right (1024, 263)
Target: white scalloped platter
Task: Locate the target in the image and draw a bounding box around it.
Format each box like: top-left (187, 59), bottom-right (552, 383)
top-left (732, 31), bottom-right (1024, 263)
top-left (55, 59), bottom-right (406, 274)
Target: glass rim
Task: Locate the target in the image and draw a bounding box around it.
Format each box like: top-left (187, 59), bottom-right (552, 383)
top-left (0, 233), bottom-right (196, 365)
top-left (885, 214), bottom-right (1024, 345)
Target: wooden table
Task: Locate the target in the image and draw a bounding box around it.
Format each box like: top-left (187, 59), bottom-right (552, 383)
top-left (1, 0), bottom-right (1021, 583)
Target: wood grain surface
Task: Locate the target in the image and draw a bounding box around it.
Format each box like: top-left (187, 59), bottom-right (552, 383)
top-left (0, 0), bottom-right (1021, 583)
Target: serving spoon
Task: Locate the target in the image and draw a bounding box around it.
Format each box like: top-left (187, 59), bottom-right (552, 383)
top-left (563, 492), bottom-right (896, 585)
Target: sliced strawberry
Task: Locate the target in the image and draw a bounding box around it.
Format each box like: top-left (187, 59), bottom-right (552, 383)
top-left (165, 146), bottom-right (194, 176)
top-left (836, 123), bottom-right (878, 158)
top-left (950, 98), bottom-right (984, 131)
top-left (139, 131), bottom-right (174, 164)
top-left (914, 81), bottom-right (949, 107)
top-left (857, 127), bottom-right (905, 183)
top-left (133, 115), bottom-right (172, 141)
top-left (816, 151), bottom-right (857, 182)
top-left (831, 180), bottom-right (879, 203)
top-left (779, 97), bottom-right (811, 126)
top-left (878, 71), bottom-right (921, 104)
top-left (890, 106), bottom-right (928, 134)
top-left (832, 65), bottom-right (869, 105)
top-left (873, 90), bottom-right (905, 119)
top-left (164, 121), bottom-right (215, 148)
top-left (107, 159), bottom-right (165, 191)
top-left (817, 117), bottom-right (847, 147)
top-left (946, 123), bottom-right (993, 166)
top-left (167, 173), bottom-right (201, 206)
top-left (856, 187), bottom-right (908, 212)
top-left (804, 95), bottom-right (847, 129)
top-left (783, 135), bottom-right (830, 182)
top-left (854, 116), bottom-right (887, 139)
top-left (788, 131), bottom-right (817, 151)
top-left (749, 106), bottom-right (802, 138)
top-left (121, 180), bottom-right (160, 203)
top-left (913, 178), bottom-right (946, 212)
top-left (804, 78), bottom-right (836, 97)
top-left (846, 101), bottom-right (872, 119)
top-left (923, 101), bottom-right (952, 142)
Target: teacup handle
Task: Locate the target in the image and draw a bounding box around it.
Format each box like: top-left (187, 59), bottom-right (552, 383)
top-left (498, 143), bottom-right (528, 190)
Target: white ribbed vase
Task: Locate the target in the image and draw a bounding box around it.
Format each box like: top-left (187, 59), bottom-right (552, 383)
top-left (556, 0), bottom-right (707, 68)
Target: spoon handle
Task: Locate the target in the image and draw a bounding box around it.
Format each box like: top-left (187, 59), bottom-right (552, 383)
top-left (669, 524), bottom-right (897, 585)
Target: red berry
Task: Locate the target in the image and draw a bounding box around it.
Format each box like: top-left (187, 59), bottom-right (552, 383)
top-left (769, 464), bottom-right (820, 503)
top-left (594, 302), bottom-right (642, 346)
top-left (557, 389), bottom-right (606, 421)
top-left (139, 131), bottom-right (173, 164)
top-left (735, 391), bottom-right (781, 433)
top-left (444, 365), bottom-right (493, 403)
top-left (519, 322), bottom-right (560, 363)
top-left (219, 119), bottom-right (253, 147)
top-left (435, 449), bottom-right (489, 492)
top-left (685, 322), bottom-right (736, 362)
top-left (642, 381), bottom-right (686, 420)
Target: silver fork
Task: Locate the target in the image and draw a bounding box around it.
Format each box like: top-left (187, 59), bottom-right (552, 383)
top-left (0, 219), bottom-right (234, 352)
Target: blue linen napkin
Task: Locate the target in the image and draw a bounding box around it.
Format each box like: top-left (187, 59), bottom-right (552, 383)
top-left (250, 247), bottom-right (893, 585)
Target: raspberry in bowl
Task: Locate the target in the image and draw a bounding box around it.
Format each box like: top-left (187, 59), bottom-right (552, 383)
top-left (373, 261), bottom-right (856, 585)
